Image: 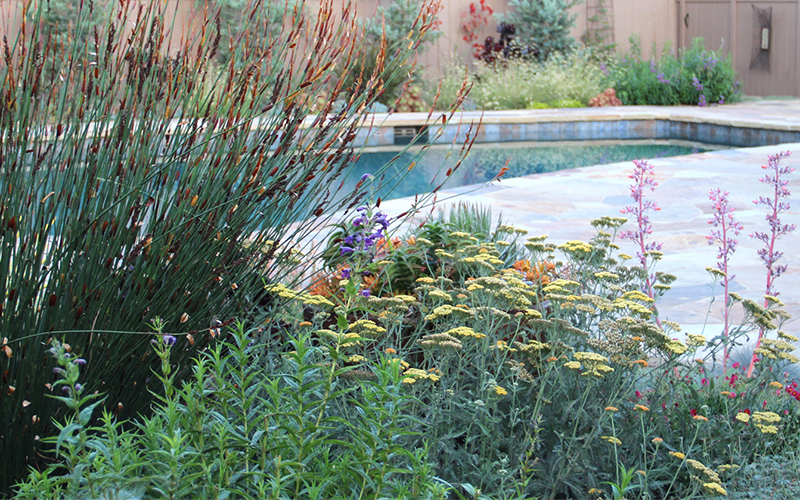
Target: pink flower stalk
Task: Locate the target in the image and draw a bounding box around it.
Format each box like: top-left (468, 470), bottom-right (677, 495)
top-left (706, 188), bottom-right (743, 370)
top-left (619, 160), bottom-right (663, 303)
top-left (747, 151), bottom-right (795, 378)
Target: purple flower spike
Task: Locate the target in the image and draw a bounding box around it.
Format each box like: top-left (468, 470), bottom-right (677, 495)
top-left (341, 268), bottom-right (351, 279)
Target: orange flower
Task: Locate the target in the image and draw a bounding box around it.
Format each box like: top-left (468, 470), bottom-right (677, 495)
top-left (384, 347), bottom-right (397, 354)
top-left (513, 259), bottom-right (531, 273)
top-left (308, 273), bottom-right (337, 298)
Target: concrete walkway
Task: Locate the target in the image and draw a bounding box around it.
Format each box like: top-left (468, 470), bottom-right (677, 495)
top-left (378, 101), bottom-right (800, 340)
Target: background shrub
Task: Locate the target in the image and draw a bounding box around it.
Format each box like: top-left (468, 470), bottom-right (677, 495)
top-left (606, 37), bottom-right (740, 106)
top-left (435, 49), bottom-right (604, 110)
top-left (495, 0), bottom-right (583, 61)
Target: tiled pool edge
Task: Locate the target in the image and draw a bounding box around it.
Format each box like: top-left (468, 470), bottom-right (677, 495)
top-left (352, 105), bottom-right (800, 149)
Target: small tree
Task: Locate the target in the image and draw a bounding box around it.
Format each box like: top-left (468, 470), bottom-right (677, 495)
top-left (496, 0), bottom-right (583, 61)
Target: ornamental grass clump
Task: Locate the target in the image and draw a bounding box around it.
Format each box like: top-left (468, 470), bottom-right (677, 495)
top-left (0, 0), bottom-right (469, 491)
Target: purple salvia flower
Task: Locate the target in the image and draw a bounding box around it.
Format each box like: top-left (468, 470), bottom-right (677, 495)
top-left (691, 76), bottom-right (704, 92)
top-left (600, 62), bottom-right (609, 77)
top-left (650, 60), bottom-right (657, 73)
top-left (360, 174), bottom-right (373, 182)
top-left (341, 268), bottom-right (351, 279)
top-left (706, 188), bottom-right (743, 370)
top-left (698, 94), bottom-right (707, 107)
top-left (162, 335), bottom-right (177, 346)
top-left (657, 73), bottom-right (670, 84)
top-left (719, 95), bottom-right (725, 105)
top-left (340, 246), bottom-right (355, 256)
top-left (74, 358), bottom-right (87, 366)
top-left (619, 160), bottom-right (663, 303)
top-left (360, 289), bottom-right (371, 298)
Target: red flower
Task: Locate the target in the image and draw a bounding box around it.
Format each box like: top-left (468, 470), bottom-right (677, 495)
top-left (690, 408), bottom-right (698, 416)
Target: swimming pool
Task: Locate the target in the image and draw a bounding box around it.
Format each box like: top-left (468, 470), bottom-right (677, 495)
top-left (343, 140), bottom-right (718, 201)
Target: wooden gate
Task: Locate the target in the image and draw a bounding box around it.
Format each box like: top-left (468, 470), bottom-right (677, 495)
top-left (678, 0), bottom-right (800, 97)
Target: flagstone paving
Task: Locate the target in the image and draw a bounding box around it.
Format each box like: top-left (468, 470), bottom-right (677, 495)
top-left (376, 100), bottom-right (800, 346)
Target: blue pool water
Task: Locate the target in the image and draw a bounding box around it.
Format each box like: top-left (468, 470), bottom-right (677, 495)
top-left (341, 142), bottom-right (707, 201)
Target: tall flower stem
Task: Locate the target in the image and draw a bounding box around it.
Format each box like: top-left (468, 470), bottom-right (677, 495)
top-left (747, 151), bottom-right (795, 377)
top-left (619, 160), bottom-right (663, 325)
top-left (707, 189), bottom-right (742, 371)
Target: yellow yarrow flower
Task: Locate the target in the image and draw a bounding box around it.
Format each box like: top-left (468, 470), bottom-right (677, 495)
top-left (494, 386), bottom-right (508, 396)
top-left (756, 424), bottom-right (778, 434)
top-left (669, 451), bottom-right (685, 460)
top-left (703, 483), bottom-right (728, 496)
top-left (601, 436), bottom-right (622, 445)
top-left (634, 404), bottom-right (650, 412)
top-left (735, 413), bottom-right (750, 423)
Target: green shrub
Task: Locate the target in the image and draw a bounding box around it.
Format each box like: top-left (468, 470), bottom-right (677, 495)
top-left (341, 0), bottom-right (443, 111)
top-left (200, 0), bottom-right (303, 69)
top-left (14, 323), bottom-right (448, 499)
top-left (527, 101), bottom-right (551, 109)
top-left (549, 98), bottom-right (583, 108)
top-left (495, 0), bottom-right (584, 61)
top-left (0, 0), bottom-right (463, 492)
top-left (436, 50), bottom-right (604, 110)
top-left (606, 37), bottom-right (740, 106)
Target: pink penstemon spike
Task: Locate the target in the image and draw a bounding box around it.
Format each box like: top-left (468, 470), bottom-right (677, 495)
top-left (706, 188), bottom-right (743, 371)
top-left (619, 160), bottom-right (663, 324)
top-left (746, 151), bottom-right (795, 378)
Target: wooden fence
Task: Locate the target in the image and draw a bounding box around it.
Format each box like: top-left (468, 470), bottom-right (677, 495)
top-left (1, 0), bottom-right (797, 96)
